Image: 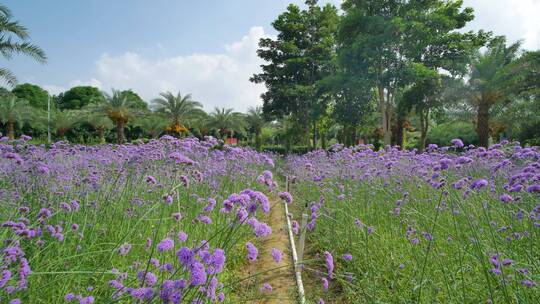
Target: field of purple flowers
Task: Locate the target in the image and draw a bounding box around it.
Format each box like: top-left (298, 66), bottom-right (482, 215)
top-left (1, 136), bottom-right (539, 304)
top-left (0, 136), bottom-right (281, 303)
top-left (286, 140), bottom-right (539, 303)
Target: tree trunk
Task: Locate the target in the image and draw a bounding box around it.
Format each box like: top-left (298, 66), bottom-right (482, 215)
top-left (343, 126), bottom-right (349, 146)
top-left (304, 125), bottom-right (310, 147)
top-left (418, 109), bottom-right (429, 153)
top-left (321, 132), bottom-right (326, 150)
top-left (7, 120), bottom-right (15, 140)
top-left (116, 121), bottom-right (125, 144)
top-left (477, 101), bottom-right (490, 148)
top-left (286, 136), bottom-right (292, 153)
top-left (255, 131), bottom-right (261, 151)
top-left (378, 85), bottom-right (392, 146)
top-left (98, 128), bottom-right (106, 144)
top-left (395, 114), bottom-right (405, 149)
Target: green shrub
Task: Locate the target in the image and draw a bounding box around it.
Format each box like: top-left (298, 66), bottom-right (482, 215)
top-left (427, 121), bottom-right (478, 147)
top-left (262, 145), bottom-right (312, 154)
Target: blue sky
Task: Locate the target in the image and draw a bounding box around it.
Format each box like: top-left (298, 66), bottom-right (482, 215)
top-left (3, 0), bottom-right (539, 111)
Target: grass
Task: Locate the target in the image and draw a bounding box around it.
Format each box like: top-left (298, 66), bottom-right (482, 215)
top-left (286, 146), bottom-right (539, 303)
top-left (0, 139), bottom-right (275, 303)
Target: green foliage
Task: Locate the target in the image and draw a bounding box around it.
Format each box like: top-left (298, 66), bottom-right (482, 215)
top-left (206, 107), bottom-right (246, 138)
top-left (251, 0), bottom-right (339, 146)
top-left (0, 91), bottom-right (42, 138)
top-left (132, 114), bottom-right (169, 139)
top-left (426, 121), bottom-right (478, 147)
top-left (50, 110), bottom-right (81, 137)
top-left (518, 120), bottom-right (540, 146)
top-left (151, 91), bottom-right (203, 127)
top-left (262, 145), bottom-right (311, 155)
top-left (86, 89), bottom-right (148, 143)
top-left (11, 83), bottom-right (49, 110)
top-left (505, 50), bottom-right (540, 99)
top-left (119, 89), bottom-right (148, 110)
top-left (0, 5), bottom-right (46, 86)
top-left (338, 0), bottom-right (486, 145)
top-left (319, 73), bottom-right (375, 146)
top-left (57, 86), bottom-right (103, 110)
top-left (245, 106), bottom-right (266, 150)
top-left (464, 36), bottom-right (523, 147)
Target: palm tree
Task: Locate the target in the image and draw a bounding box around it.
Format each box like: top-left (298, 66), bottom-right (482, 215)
top-left (151, 91), bottom-right (204, 135)
top-left (467, 37), bottom-right (521, 147)
top-left (134, 115), bottom-right (169, 139)
top-left (188, 111), bottom-right (211, 138)
top-left (0, 92), bottom-right (37, 139)
top-left (90, 89), bottom-right (141, 143)
top-left (51, 110), bottom-right (80, 138)
top-left (245, 106), bottom-right (265, 150)
top-left (206, 107), bottom-right (246, 139)
top-left (84, 112), bottom-right (113, 144)
top-left (0, 4), bottom-right (46, 86)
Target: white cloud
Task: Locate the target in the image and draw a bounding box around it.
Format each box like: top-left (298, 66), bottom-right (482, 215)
top-left (42, 1), bottom-right (538, 108)
top-left (42, 84), bottom-right (66, 96)
top-left (69, 78), bottom-right (103, 89)
top-left (463, 0), bottom-right (540, 49)
top-left (50, 26), bottom-right (268, 112)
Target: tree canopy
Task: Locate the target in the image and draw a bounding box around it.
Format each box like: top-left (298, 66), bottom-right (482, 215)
top-left (251, 0), bottom-right (339, 147)
top-left (337, 0), bottom-right (487, 145)
top-left (11, 83), bottom-right (49, 110)
top-left (57, 86), bottom-right (103, 110)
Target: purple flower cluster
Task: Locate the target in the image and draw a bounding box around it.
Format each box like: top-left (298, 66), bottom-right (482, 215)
top-left (0, 136), bottom-right (277, 302)
top-left (284, 139), bottom-right (539, 301)
top-left (246, 242), bottom-right (258, 262)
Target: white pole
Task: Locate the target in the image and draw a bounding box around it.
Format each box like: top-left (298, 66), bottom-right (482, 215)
top-left (283, 176), bottom-right (306, 304)
top-left (47, 95), bottom-right (51, 144)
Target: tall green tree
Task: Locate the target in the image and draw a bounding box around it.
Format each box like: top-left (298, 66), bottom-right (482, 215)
top-left (401, 67), bottom-right (443, 152)
top-left (251, 0), bottom-right (339, 148)
top-left (151, 91), bottom-right (203, 130)
top-left (0, 92), bottom-right (38, 139)
top-left (466, 36), bottom-right (521, 147)
top-left (0, 4), bottom-right (46, 86)
top-left (119, 89), bottom-right (148, 110)
top-left (320, 73), bottom-right (374, 146)
top-left (11, 83), bottom-right (49, 110)
top-left (489, 50), bottom-right (540, 143)
top-left (57, 86), bottom-right (103, 110)
top-left (338, 0), bottom-right (484, 146)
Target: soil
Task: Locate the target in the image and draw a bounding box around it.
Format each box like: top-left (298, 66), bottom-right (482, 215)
top-left (240, 199), bottom-right (297, 303)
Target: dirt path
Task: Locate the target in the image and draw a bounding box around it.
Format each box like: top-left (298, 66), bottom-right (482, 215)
top-left (243, 198), bottom-right (296, 303)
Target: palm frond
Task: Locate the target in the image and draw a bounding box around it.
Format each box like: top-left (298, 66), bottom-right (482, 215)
top-left (0, 67), bottom-right (17, 87)
top-left (0, 18), bottom-right (30, 39)
top-left (0, 5), bottom-right (12, 18)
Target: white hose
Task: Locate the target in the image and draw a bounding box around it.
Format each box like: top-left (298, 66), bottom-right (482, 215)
top-left (284, 177), bottom-right (306, 304)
